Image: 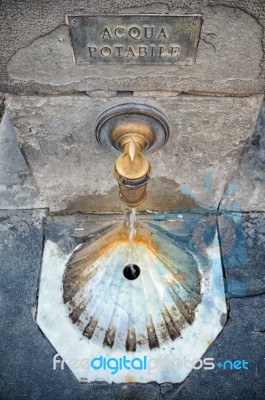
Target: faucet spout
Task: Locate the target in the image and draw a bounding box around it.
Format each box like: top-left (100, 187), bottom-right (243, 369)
top-left (112, 122), bottom-right (152, 207)
top-left (95, 102), bottom-right (170, 208)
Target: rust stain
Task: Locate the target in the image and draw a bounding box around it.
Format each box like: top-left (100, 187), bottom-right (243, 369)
top-left (161, 310), bottom-right (180, 341)
top-left (69, 299), bottom-right (88, 323)
top-left (147, 319), bottom-right (160, 349)
top-left (63, 220), bottom-right (201, 352)
top-left (126, 329), bottom-right (136, 352)
top-left (126, 376), bottom-right (136, 383)
top-left (103, 325), bottom-right (116, 349)
top-left (64, 223), bottom-right (158, 298)
top-left (83, 317), bottom-right (98, 339)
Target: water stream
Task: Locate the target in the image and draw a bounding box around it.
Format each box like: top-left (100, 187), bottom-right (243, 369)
top-left (128, 208), bottom-right (137, 277)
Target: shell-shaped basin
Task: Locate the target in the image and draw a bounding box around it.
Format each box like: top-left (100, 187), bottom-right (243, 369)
top-left (37, 213), bottom-right (227, 383)
top-left (63, 223), bottom-right (201, 352)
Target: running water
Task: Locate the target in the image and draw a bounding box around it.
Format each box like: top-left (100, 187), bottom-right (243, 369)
top-left (129, 207), bottom-right (137, 243)
top-left (128, 208), bottom-right (137, 277)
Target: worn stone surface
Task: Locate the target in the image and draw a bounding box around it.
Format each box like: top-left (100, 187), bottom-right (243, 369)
top-left (0, 0), bottom-right (264, 95)
top-left (162, 295), bottom-right (265, 400)
top-left (5, 94), bottom-right (262, 212)
top-left (218, 212), bottom-right (265, 297)
top-left (221, 97), bottom-right (265, 212)
top-left (0, 112), bottom-right (45, 209)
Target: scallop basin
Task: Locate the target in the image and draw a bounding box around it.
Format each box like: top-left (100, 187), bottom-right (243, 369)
top-left (37, 213), bottom-right (227, 383)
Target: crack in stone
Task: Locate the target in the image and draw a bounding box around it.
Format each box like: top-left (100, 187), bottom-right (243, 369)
top-left (227, 289), bottom-right (265, 299)
top-left (34, 213), bottom-right (47, 321)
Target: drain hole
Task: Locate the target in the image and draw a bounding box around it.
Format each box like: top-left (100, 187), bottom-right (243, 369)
top-left (123, 264), bottom-right (140, 280)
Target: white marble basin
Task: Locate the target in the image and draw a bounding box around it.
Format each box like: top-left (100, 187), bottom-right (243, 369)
top-left (37, 214), bottom-right (227, 383)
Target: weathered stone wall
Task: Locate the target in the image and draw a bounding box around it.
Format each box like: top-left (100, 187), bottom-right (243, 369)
top-left (3, 93), bottom-right (262, 212)
top-left (0, 0), bottom-right (264, 212)
top-left (0, 1), bottom-right (264, 95)
top-left (220, 98), bottom-right (265, 212)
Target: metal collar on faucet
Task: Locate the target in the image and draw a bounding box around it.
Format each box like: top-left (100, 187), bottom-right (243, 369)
top-left (95, 102), bottom-right (170, 208)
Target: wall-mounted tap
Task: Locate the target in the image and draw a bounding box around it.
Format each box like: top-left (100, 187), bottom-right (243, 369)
top-left (95, 102), bottom-right (170, 208)
top-left (113, 121), bottom-right (152, 207)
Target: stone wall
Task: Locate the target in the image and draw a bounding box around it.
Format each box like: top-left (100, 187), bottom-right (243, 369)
top-left (3, 93), bottom-right (262, 212)
top-left (0, 0), bottom-right (264, 212)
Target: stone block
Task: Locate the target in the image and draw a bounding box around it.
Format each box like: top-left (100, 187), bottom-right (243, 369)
top-left (0, 112), bottom-right (46, 209)
top-left (5, 94), bottom-right (262, 212)
top-left (0, 1), bottom-right (264, 95)
top-left (218, 212), bottom-right (265, 297)
top-left (221, 97), bottom-right (265, 211)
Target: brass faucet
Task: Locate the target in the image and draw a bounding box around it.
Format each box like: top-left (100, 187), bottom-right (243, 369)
top-left (112, 122), bottom-right (153, 207)
top-left (95, 102), bottom-right (170, 208)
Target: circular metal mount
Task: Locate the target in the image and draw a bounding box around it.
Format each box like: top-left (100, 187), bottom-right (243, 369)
top-left (95, 102), bottom-right (170, 154)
